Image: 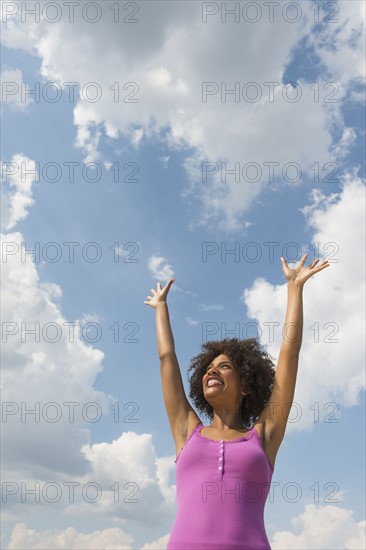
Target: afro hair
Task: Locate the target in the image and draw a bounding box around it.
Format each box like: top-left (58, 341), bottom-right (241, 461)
top-left (187, 337), bottom-right (276, 427)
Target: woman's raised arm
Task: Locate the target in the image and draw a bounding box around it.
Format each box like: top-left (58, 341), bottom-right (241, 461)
top-left (258, 254), bottom-right (330, 463)
top-left (144, 279), bottom-right (176, 358)
top-left (144, 279), bottom-right (200, 450)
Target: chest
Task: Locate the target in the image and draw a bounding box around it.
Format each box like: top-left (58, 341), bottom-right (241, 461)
top-left (176, 439), bottom-right (272, 499)
top-left (200, 426), bottom-right (253, 441)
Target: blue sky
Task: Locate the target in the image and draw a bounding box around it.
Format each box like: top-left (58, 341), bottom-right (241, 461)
top-left (1, 1), bottom-right (365, 548)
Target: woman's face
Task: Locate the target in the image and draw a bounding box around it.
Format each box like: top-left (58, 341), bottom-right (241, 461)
top-left (202, 353), bottom-right (245, 400)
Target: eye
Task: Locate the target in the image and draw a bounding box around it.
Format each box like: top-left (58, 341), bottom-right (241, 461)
top-left (206, 363), bottom-right (231, 373)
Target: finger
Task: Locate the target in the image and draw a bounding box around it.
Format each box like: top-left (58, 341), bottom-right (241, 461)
top-left (314, 263), bottom-right (330, 272)
top-left (307, 264), bottom-right (330, 278)
top-left (313, 259), bottom-right (329, 268)
top-left (300, 253), bottom-right (308, 264)
top-left (309, 259), bottom-right (320, 268)
top-left (157, 282), bottom-right (162, 289)
top-left (150, 289), bottom-right (156, 294)
top-left (165, 278), bottom-right (175, 288)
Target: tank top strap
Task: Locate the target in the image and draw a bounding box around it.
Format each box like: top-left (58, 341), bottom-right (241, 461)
top-left (190, 422), bottom-right (203, 440)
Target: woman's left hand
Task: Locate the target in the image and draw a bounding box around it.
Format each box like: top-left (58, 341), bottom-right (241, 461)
top-left (281, 254), bottom-right (330, 286)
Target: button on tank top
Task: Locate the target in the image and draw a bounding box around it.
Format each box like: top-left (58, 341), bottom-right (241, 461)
top-left (167, 422), bottom-right (274, 550)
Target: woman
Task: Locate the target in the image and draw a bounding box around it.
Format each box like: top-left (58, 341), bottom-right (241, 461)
top-left (144, 254), bottom-right (329, 550)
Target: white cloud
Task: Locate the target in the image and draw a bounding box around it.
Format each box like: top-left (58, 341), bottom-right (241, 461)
top-left (6, 523), bottom-right (134, 549)
top-left (114, 242), bottom-right (142, 260)
top-left (1, 154), bottom-right (37, 230)
top-left (271, 504), bottom-right (366, 549)
top-left (148, 255), bottom-right (174, 283)
top-left (199, 303), bottom-right (225, 311)
top-left (147, 66), bottom-right (172, 88)
top-left (1, 226), bottom-right (112, 478)
top-left (242, 172), bottom-right (365, 428)
top-left (0, 68), bottom-right (34, 111)
top-left (141, 534), bottom-right (171, 549)
top-left (350, 88), bottom-right (365, 102)
top-left (1, 165), bottom-right (176, 540)
top-left (78, 312), bottom-right (103, 326)
top-left (185, 316), bottom-right (198, 326)
top-left (131, 128), bottom-right (144, 148)
top-left (105, 123), bottom-right (119, 139)
top-left (333, 127), bottom-right (357, 158)
top-left (73, 103), bottom-right (103, 163)
top-left (63, 433), bottom-right (175, 523)
top-left (146, 66), bottom-right (189, 96)
top-left (308, 0), bottom-right (365, 93)
top-left (2, 1), bottom-right (363, 231)
top-left (1, 3), bottom-right (364, 545)
top-left (155, 456), bottom-right (176, 508)
top-left (158, 155), bottom-right (170, 168)
top-left (5, 523), bottom-right (172, 550)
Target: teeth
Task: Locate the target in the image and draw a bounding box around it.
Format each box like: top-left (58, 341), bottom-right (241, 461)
top-left (207, 379), bottom-right (223, 387)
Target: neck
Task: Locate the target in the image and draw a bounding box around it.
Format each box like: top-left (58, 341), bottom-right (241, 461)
top-left (210, 408), bottom-right (244, 431)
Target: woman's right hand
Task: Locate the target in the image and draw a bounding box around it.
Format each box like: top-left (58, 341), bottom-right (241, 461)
top-left (144, 278), bottom-right (175, 309)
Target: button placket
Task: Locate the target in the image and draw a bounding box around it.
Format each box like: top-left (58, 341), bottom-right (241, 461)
top-left (217, 440), bottom-right (224, 478)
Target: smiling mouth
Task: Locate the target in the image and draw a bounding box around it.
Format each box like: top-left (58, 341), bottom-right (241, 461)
top-left (206, 379), bottom-right (224, 388)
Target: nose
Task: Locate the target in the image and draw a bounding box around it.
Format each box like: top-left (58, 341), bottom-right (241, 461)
top-left (206, 366), bottom-right (219, 377)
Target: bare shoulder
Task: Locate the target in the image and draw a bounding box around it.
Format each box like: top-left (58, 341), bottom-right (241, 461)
top-left (173, 409), bottom-right (201, 456)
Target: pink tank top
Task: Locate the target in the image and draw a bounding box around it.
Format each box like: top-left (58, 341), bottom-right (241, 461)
top-left (167, 422), bottom-right (274, 550)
